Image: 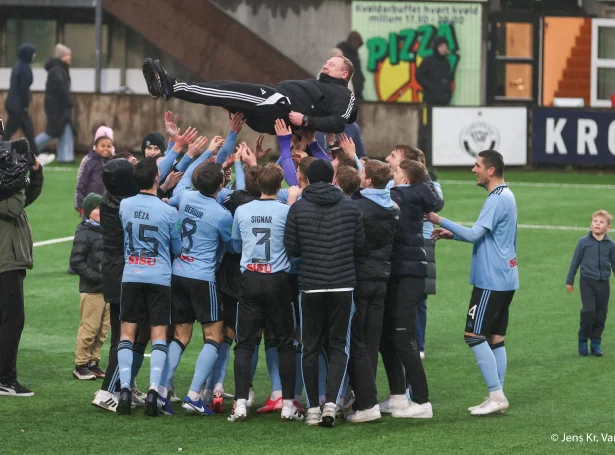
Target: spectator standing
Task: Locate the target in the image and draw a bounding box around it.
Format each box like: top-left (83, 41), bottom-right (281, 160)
top-left (35, 44), bottom-right (74, 164)
top-left (75, 130), bottom-right (113, 218)
top-left (416, 37), bottom-right (453, 106)
top-left (3, 44), bottom-right (40, 159)
top-left (336, 31), bottom-right (365, 103)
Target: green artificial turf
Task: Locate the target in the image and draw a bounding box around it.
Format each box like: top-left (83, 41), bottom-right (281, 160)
top-left (1, 166), bottom-right (613, 454)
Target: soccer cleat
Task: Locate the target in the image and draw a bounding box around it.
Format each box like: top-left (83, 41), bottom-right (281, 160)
top-left (159, 396), bottom-right (175, 416)
top-left (345, 404), bottom-right (382, 423)
top-left (281, 403), bottom-right (304, 421)
top-left (0, 381), bottom-right (34, 397)
top-left (379, 395), bottom-right (409, 414)
top-left (591, 342), bottom-right (604, 356)
top-left (579, 338), bottom-right (589, 356)
top-left (227, 402), bottom-right (247, 422)
top-left (211, 392), bottom-right (224, 414)
top-left (467, 397), bottom-right (489, 412)
top-left (88, 363), bottom-right (106, 379)
top-left (144, 389), bottom-right (160, 417)
top-left (152, 60), bottom-right (175, 101)
top-left (293, 400), bottom-right (304, 414)
top-left (247, 387), bottom-right (255, 408)
top-left (91, 389), bottom-right (118, 413)
top-left (257, 396), bottom-right (283, 413)
top-left (305, 407), bottom-right (322, 426)
top-left (391, 401), bottom-right (433, 419)
top-left (319, 402), bottom-right (336, 427)
top-left (470, 397), bottom-right (509, 416)
top-left (142, 58), bottom-right (160, 99)
top-left (182, 397), bottom-right (214, 416)
top-left (73, 365), bottom-right (96, 380)
top-left (117, 388), bottom-right (132, 415)
top-left (169, 390), bottom-right (181, 403)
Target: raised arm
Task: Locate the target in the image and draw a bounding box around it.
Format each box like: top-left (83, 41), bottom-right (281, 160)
top-left (216, 112), bottom-right (244, 164)
top-left (275, 119), bottom-right (298, 186)
top-left (171, 136), bottom-right (211, 198)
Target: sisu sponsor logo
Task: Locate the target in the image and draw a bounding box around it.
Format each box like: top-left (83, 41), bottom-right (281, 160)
top-left (247, 263), bottom-right (273, 274)
top-left (128, 255), bottom-right (157, 266)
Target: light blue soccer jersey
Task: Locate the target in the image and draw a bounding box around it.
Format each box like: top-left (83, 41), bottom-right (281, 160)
top-left (172, 191), bottom-right (233, 282)
top-left (442, 185), bottom-right (519, 291)
top-left (232, 199), bottom-right (291, 274)
top-left (119, 193), bottom-right (182, 286)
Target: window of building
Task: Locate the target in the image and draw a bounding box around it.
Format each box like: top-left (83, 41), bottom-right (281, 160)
top-left (591, 18), bottom-right (615, 107)
top-left (62, 22), bottom-right (108, 67)
top-left (5, 19), bottom-right (56, 67)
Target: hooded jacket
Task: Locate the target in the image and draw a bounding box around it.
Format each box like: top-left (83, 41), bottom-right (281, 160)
top-left (276, 73), bottom-right (357, 134)
top-left (69, 221), bottom-right (103, 293)
top-left (5, 44), bottom-right (36, 113)
top-left (75, 150), bottom-right (108, 211)
top-left (416, 38), bottom-right (453, 106)
top-left (284, 182), bottom-right (364, 291)
top-left (354, 189), bottom-right (399, 281)
top-left (390, 182), bottom-right (438, 277)
top-left (43, 58), bottom-right (73, 138)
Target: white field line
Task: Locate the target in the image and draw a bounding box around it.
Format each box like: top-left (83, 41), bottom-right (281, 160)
top-left (33, 236), bottom-right (75, 247)
top-left (440, 180), bottom-right (615, 190)
top-left (41, 167), bottom-right (75, 172)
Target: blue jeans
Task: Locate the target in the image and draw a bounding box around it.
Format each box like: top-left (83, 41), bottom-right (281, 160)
top-left (35, 124), bottom-right (74, 163)
top-left (415, 295), bottom-right (427, 352)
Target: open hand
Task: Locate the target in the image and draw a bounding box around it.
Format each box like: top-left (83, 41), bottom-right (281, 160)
top-left (208, 135), bottom-right (225, 154)
top-left (187, 136), bottom-right (209, 158)
top-left (431, 228), bottom-right (453, 241)
top-left (254, 135), bottom-right (271, 159)
top-left (164, 111), bottom-right (179, 139)
top-left (274, 119), bottom-right (292, 137)
top-left (173, 127), bottom-right (198, 151)
top-left (241, 142), bottom-right (257, 167)
top-left (230, 112), bottom-right (246, 134)
top-left (338, 133), bottom-right (356, 159)
top-left (160, 171), bottom-right (183, 193)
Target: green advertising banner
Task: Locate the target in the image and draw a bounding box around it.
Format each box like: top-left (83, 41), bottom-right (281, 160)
top-left (352, 1), bottom-right (483, 105)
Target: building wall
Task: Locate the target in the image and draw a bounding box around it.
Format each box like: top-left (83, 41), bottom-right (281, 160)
top-left (211, 0), bottom-right (352, 76)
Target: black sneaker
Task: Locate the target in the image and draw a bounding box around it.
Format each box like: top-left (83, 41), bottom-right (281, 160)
top-left (117, 388), bottom-right (132, 415)
top-left (144, 389), bottom-right (160, 417)
top-left (0, 381), bottom-right (34, 397)
top-left (142, 58), bottom-right (160, 99)
top-left (152, 60), bottom-right (175, 101)
top-left (88, 363), bottom-right (106, 379)
top-left (73, 365), bottom-right (96, 380)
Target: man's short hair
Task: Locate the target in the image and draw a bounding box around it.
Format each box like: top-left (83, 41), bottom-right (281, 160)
top-left (593, 210), bottom-right (613, 226)
top-left (364, 159), bottom-right (392, 189)
top-left (298, 156), bottom-right (316, 178)
top-left (193, 162), bottom-right (223, 196)
top-left (133, 157), bottom-right (159, 190)
top-left (244, 165), bottom-right (262, 198)
top-left (259, 163), bottom-right (284, 196)
top-left (394, 145), bottom-right (425, 165)
top-left (478, 150), bottom-right (504, 178)
top-left (336, 166), bottom-right (361, 195)
top-left (399, 160), bottom-right (428, 184)
top-left (334, 152), bottom-right (359, 170)
top-left (112, 151), bottom-right (134, 161)
top-left (339, 56), bottom-right (355, 82)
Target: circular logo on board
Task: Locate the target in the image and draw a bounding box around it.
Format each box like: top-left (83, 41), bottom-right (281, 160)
top-left (459, 122), bottom-right (500, 158)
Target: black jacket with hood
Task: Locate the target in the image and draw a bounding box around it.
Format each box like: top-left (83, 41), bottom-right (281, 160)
top-left (69, 221), bottom-right (103, 293)
top-left (43, 58), bottom-right (73, 137)
top-left (284, 182), bottom-right (364, 291)
top-left (416, 37), bottom-right (453, 106)
top-left (276, 73), bottom-right (357, 134)
top-left (5, 44), bottom-right (36, 113)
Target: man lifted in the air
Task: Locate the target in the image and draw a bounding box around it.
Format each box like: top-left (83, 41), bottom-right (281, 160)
top-left (142, 57), bottom-right (357, 135)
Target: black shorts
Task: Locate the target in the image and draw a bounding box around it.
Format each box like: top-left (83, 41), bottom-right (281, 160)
top-left (465, 287), bottom-right (515, 336)
top-left (216, 254), bottom-right (242, 301)
top-left (171, 275), bottom-right (222, 325)
top-left (219, 289), bottom-right (238, 329)
top-left (120, 282), bottom-right (171, 326)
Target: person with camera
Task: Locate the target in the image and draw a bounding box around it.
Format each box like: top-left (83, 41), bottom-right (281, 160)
top-left (0, 137), bottom-right (43, 396)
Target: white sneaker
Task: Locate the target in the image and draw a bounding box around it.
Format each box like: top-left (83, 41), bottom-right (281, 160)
top-left (281, 402), bottom-right (304, 421)
top-left (305, 407), bottom-right (322, 426)
top-left (37, 153), bottom-right (56, 167)
top-left (319, 402), bottom-right (336, 427)
top-left (247, 387), bottom-right (254, 407)
top-left (420, 351), bottom-right (425, 360)
top-left (345, 404), bottom-right (381, 423)
top-left (169, 391), bottom-right (181, 403)
top-left (379, 395), bottom-right (409, 414)
top-left (91, 389), bottom-right (118, 413)
top-left (470, 397), bottom-right (509, 416)
top-left (467, 397), bottom-right (489, 412)
top-left (392, 401), bottom-right (433, 419)
top-left (227, 401), bottom-right (247, 422)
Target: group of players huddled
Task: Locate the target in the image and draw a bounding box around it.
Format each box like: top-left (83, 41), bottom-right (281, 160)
top-left (91, 109), bottom-right (518, 426)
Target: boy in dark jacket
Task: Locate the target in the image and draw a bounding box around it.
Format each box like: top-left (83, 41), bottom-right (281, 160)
top-left (3, 44), bottom-right (38, 156)
top-left (566, 210), bottom-right (615, 356)
top-left (379, 160), bottom-right (436, 419)
top-left (70, 193), bottom-right (109, 380)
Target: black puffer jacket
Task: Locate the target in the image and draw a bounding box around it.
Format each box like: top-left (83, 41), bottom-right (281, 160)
top-left (69, 221), bottom-right (103, 293)
top-left (284, 182), bottom-right (364, 291)
top-left (390, 182), bottom-right (438, 277)
top-left (416, 53), bottom-right (452, 106)
top-left (354, 195), bottom-right (399, 281)
top-left (276, 73), bottom-right (357, 134)
top-left (100, 192), bottom-right (125, 305)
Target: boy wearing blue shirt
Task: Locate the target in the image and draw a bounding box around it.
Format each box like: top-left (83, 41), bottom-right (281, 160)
top-left (229, 164), bottom-right (302, 423)
top-left (427, 150), bottom-right (518, 417)
top-left (116, 158), bottom-right (182, 416)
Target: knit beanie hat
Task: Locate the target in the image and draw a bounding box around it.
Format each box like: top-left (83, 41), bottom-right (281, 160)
top-left (307, 159), bottom-right (334, 184)
top-left (54, 44), bottom-right (71, 59)
top-left (82, 193), bottom-right (102, 219)
top-left (141, 132), bottom-right (165, 154)
top-left (102, 158), bottom-right (139, 198)
top-left (94, 126), bottom-right (114, 144)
